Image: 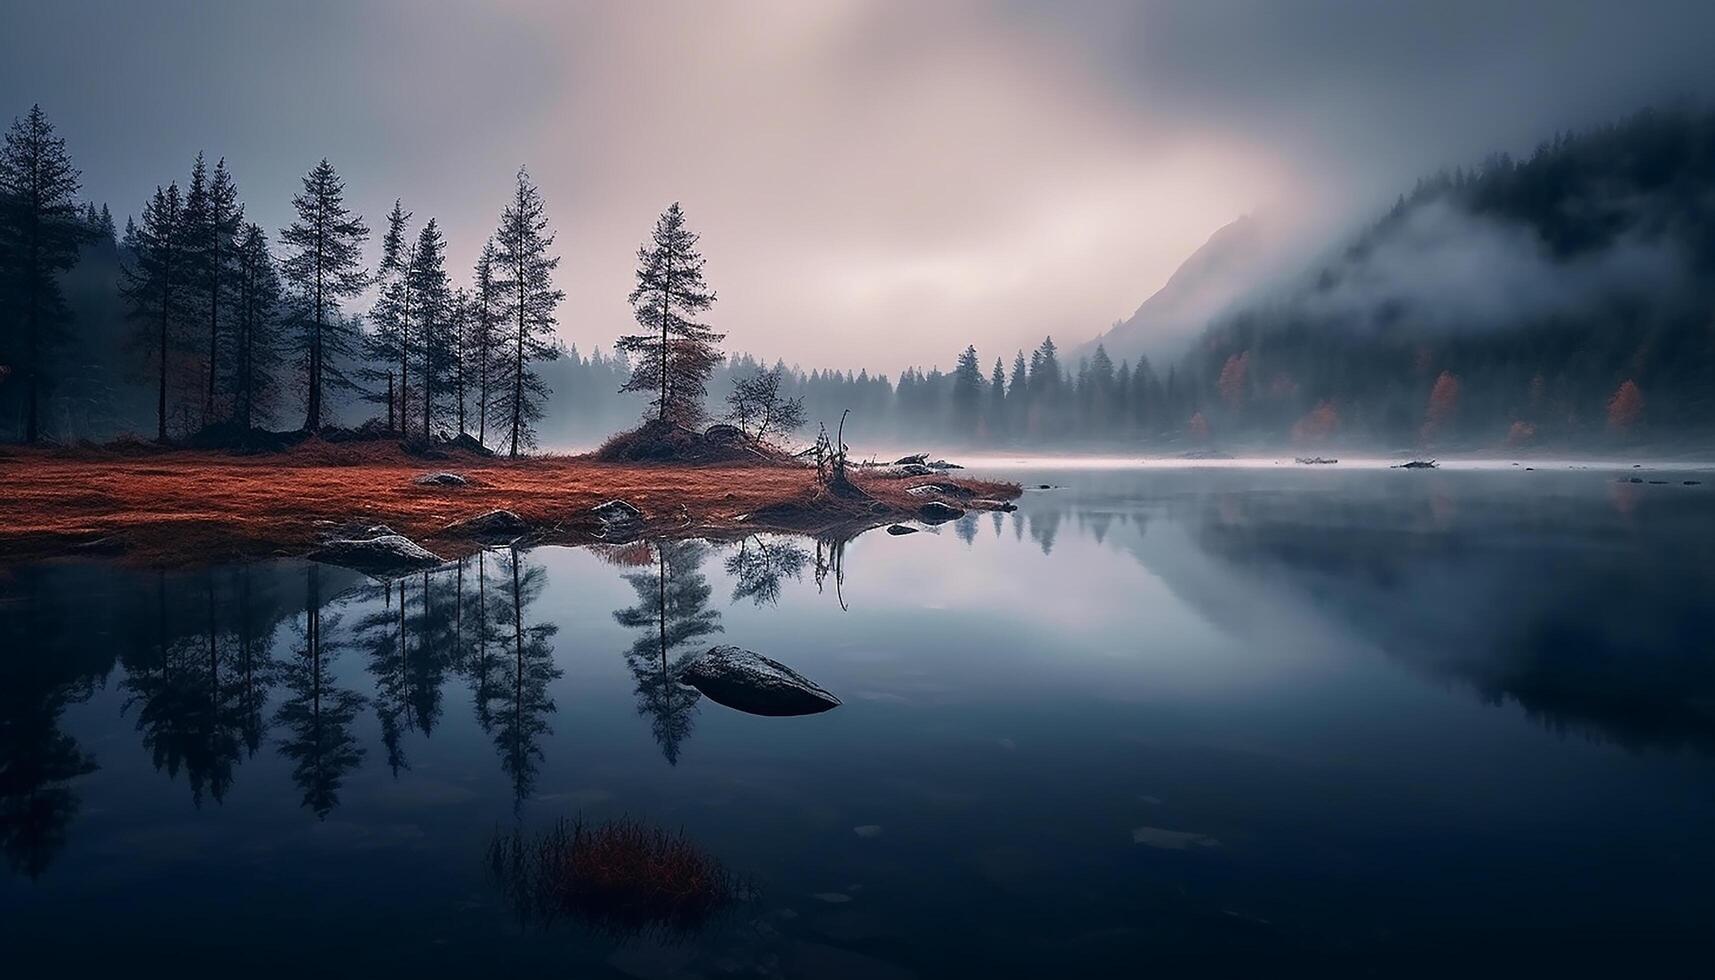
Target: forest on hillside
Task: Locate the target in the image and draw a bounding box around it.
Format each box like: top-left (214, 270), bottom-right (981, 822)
top-left (4, 104), bottom-right (1713, 453)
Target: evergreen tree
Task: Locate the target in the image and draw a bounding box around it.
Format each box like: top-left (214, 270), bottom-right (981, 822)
top-left (0, 105), bottom-right (86, 442)
top-left (989, 356), bottom-right (1007, 436)
top-left (120, 183), bottom-right (186, 442)
top-left (181, 154), bottom-right (245, 426)
top-left (231, 223), bottom-right (283, 432)
top-left (490, 168), bottom-right (562, 456)
top-left (278, 159), bottom-right (368, 432)
top-left (408, 218), bottom-right (451, 441)
top-left (951, 344), bottom-right (984, 435)
top-left (363, 199), bottom-right (412, 431)
top-left (616, 202), bottom-right (723, 426)
top-left (470, 236), bottom-right (500, 447)
top-left (450, 286), bottom-right (471, 437)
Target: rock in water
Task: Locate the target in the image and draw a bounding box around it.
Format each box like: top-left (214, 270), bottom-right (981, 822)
top-left (681, 646), bottom-right (842, 717)
top-left (414, 471), bottom-right (469, 487)
top-left (309, 534), bottom-right (442, 577)
top-left (886, 524), bottom-right (919, 535)
top-left (969, 498), bottom-right (1017, 512)
top-left (894, 452), bottom-right (929, 465)
top-left (590, 499), bottom-right (643, 523)
top-left (447, 509), bottom-right (531, 539)
top-left (918, 501), bottom-right (965, 523)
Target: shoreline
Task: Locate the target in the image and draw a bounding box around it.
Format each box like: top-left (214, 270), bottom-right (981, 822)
top-left (0, 440), bottom-right (1020, 567)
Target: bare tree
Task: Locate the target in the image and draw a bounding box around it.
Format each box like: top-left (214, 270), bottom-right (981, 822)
top-left (724, 367), bottom-right (804, 448)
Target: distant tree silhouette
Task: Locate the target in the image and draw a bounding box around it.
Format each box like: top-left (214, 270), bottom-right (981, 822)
top-left (470, 237), bottom-right (502, 448)
top-left (231, 224), bottom-right (284, 432)
top-left (279, 159), bottom-right (368, 432)
top-left (617, 203), bottom-right (723, 426)
top-left (181, 154), bottom-right (245, 426)
top-left (120, 183), bottom-right (187, 442)
top-left (490, 167), bottom-right (563, 456)
top-left (0, 105), bottom-right (86, 442)
top-left (364, 199), bottom-right (414, 432)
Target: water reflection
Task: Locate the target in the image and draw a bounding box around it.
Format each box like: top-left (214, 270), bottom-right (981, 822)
top-left (274, 564), bottom-right (366, 818)
top-left (614, 540), bottom-right (721, 764)
top-left (1, 468), bottom-right (1711, 898)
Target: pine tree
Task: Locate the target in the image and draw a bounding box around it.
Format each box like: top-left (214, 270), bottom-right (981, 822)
top-left (0, 105), bottom-right (86, 442)
top-left (363, 199), bottom-right (412, 431)
top-left (279, 160), bottom-right (368, 431)
top-left (616, 202), bottom-right (723, 427)
top-left (409, 218), bottom-right (451, 441)
top-left (951, 344), bottom-right (984, 435)
top-left (450, 286), bottom-right (471, 437)
top-left (120, 183), bottom-right (186, 442)
top-left (490, 168), bottom-right (563, 456)
top-left (231, 223), bottom-right (284, 432)
top-left (988, 356), bottom-right (1007, 438)
top-left (470, 237), bottom-right (500, 448)
top-left (181, 153), bottom-right (245, 427)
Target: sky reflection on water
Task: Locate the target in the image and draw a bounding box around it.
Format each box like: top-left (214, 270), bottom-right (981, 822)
top-left (2, 465), bottom-right (1711, 976)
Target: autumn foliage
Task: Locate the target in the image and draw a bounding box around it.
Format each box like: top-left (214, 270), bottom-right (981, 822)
top-left (1188, 411), bottom-right (1211, 442)
top-left (1420, 370), bottom-right (1461, 445)
top-left (1291, 400), bottom-right (1341, 443)
top-left (1606, 379), bottom-right (1644, 434)
top-left (1216, 351), bottom-right (1250, 407)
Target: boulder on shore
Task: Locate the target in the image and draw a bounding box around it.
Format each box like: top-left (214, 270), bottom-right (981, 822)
top-left (448, 432), bottom-right (496, 457)
top-left (918, 501), bottom-right (965, 523)
top-left (681, 646), bottom-right (841, 717)
top-left (309, 534), bottom-right (442, 577)
top-left (894, 452), bottom-right (929, 465)
top-left (447, 509), bottom-right (532, 539)
top-left (414, 471), bottom-right (469, 487)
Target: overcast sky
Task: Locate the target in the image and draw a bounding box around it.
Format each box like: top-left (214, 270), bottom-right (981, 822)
top-left (5, 0), bottom-right (1714, 374)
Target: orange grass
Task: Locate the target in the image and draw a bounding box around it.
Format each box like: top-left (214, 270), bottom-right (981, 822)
top-left (0, 439), bottom-right (1019, 564)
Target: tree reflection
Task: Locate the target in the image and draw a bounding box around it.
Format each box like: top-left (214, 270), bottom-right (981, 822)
top-left (614, 541), bottom-right (722, 764)
top-left (120, 572), bottom-right (253, 807)
top-left (481, 546), bottom-right (561, 807)
top-left (0, 570), bottom-right (102, 879)
top-left (275, 564), bottom-right (366, 818)
top-left (724, 534), bottom-right (809, 607)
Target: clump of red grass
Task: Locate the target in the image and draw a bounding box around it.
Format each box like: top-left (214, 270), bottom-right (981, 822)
top-left (488, 816), bottom-right (741, 938)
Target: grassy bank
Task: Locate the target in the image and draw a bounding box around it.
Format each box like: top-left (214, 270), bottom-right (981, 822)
top-left (0, 439), bottom-right (1019, 565)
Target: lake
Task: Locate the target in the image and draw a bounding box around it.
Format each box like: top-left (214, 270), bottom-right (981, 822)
top-left (3, 461), bottom-right (1711, 977)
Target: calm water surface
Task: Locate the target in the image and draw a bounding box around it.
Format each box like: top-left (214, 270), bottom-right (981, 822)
top-left (3, 463), bottom-right (1712, 977)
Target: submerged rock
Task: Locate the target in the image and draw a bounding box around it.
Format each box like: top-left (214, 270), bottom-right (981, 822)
top-left (917, 501), bottom-right (965, 523)
top-left (414, 471), bottom-right (469, 487)
top-left (309, 534), bottom-right (441, 577)
top-left (886, 524), bottom-right (919, 535)
top-left (447, 509), bottom-right (532, 539)
top-left (681, 646), bottom-right (842, 717)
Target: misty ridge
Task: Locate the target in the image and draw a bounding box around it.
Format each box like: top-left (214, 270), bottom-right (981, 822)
top-left (3, 103), bottom-right (1714, 454)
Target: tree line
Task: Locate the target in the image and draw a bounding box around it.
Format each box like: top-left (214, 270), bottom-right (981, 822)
top-left (0, 105), bottom-right (568, 454)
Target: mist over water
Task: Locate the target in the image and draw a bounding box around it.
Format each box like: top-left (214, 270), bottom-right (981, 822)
top-left (3, 463), bottom-right (1710, 974)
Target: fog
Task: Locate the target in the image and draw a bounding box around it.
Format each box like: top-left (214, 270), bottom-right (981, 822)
top-left (7, 1), bottom-right (1715, 375)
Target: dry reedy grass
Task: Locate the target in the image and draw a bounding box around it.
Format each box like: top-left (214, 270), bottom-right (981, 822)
top-left (0, 439), bottom-right (1019, 564)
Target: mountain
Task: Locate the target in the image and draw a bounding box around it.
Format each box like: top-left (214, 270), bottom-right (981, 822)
top-left (1161, 105), bottom-right (1715, 447)
top-left (1080, 213), bottom-right (1286, 370)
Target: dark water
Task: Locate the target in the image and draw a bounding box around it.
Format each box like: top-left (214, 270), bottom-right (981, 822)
top-left (3, 463), bottom-right (1712, 977)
